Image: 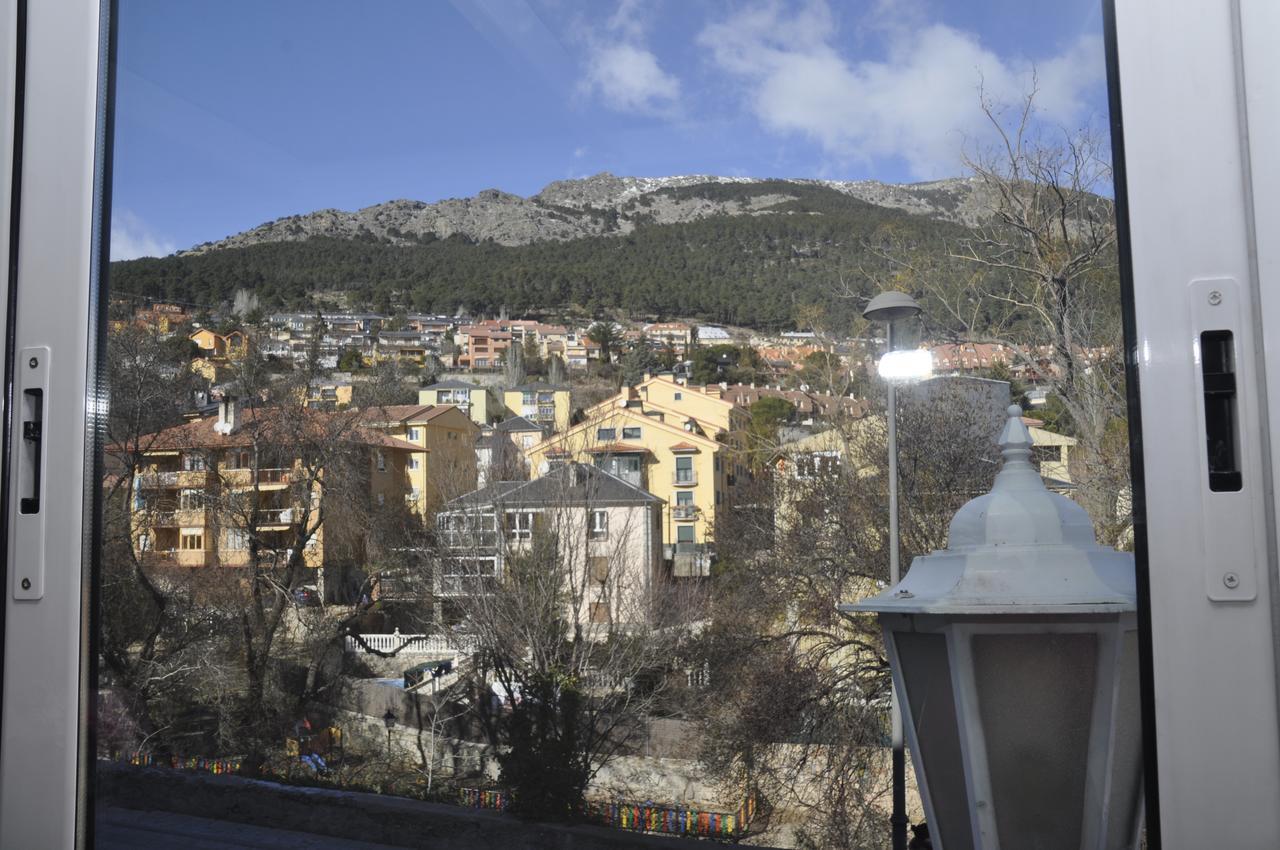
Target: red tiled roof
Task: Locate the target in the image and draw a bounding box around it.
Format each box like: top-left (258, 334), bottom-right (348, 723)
top-left (125, 407), bottom-right (421, 455)
top-left (669, 442), bottom-right (700, 453)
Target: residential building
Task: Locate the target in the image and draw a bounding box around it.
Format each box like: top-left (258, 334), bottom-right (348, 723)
top-left (303, 375), bottom-right (354, 410)
top-left (502, 381), bottom-right (572, 432)
top-left (125, 398), bottom-right (418, 601)
top-left (435, 463), bottom-right (664, 628)
top-left (476, 414), bottom-right (547, 484)
top-left (189, 328), bottom-right (248, 360)
top-left (456, 324), bottom-right (513, 370)
top-left (374, 330), bottom-right (437, 365)
top-left (528, 375), bottom-right (751, 573)
top-left (718, 383), bottom-right (867, 422)
top-left (643, 322), bottom-right (694, 355)
top-left (357, 404), bottom-right (480, 515)
top-left (418, 379), bottom-right (504, 426)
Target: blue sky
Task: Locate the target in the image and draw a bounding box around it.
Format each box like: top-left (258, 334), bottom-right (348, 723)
top-left (111, 0), bottom-right (1109, 259)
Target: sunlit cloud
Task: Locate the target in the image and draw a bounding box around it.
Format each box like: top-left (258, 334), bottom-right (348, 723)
top-left (699, 0), bottom-right (1105, 179)
top-left (580, 0), bottom-right (681, 115)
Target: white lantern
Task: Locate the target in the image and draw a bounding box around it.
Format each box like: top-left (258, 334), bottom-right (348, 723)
top-left (846, 406), bottom-right (1142, 850)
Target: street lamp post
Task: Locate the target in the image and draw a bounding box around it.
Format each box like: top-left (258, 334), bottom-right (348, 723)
top-left (382, 708), bottom-right (397, 763)
top-left (863, 290), bottom-right (928, 850)
top-left (847, 407), bottom-right (1142, 849)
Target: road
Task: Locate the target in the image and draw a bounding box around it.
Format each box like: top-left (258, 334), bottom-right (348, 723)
top-left (96, 807), bottom-right (411, 850)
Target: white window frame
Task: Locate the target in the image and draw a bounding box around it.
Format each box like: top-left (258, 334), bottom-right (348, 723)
top-left (0, 1), bottom-right (107, 844)
top-left (589, 509), bottom-right (608, 540)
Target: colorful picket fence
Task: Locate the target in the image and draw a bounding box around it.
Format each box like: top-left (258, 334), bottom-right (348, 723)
top-left (458, 787), bottom-right (756, 839)
top-left (121, 752), bottom-right (243, 775)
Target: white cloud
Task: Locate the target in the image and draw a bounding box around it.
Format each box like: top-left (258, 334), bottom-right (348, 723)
top-left (580, 0), bottom-right (681, 115)
top-left (699, 0), bottom-right (1105, 179)
top-left (111, 210), bottom-right (176, 261)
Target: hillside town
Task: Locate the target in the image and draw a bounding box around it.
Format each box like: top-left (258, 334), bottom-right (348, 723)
top-left (100, 292), bottom-right (1105, 847)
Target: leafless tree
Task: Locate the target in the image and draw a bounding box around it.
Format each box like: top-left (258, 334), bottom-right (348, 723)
top-left (435, 461), bottom-right (701, 819)
top-left (921, 82), bottom-right (1129, 544)
top-left (695, 380), bottom-right (1003, 849)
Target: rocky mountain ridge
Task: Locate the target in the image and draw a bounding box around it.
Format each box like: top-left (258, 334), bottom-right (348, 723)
top-left (185, 173), bottom-right (995, 254)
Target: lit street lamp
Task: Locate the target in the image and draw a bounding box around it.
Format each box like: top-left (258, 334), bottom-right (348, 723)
top-left (847, 406), bottom-right (1142, 849)
top-left (382, 708), bottom-right (397, 763)
top-left (863, 290), bottom-right (929, 850)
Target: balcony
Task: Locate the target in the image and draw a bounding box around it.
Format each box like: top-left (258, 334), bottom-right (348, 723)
top-left (145, 508), bottom-right (206, 527)
top-left (669, 543), bottom-right (713, 578)
top-left (144, 549), bottom-right (212, 568)
top-left (222, 467), bottom-right (292, 488)
top-left (438, 529), bottom-right (500, 550)
top-left (257, 507), bottom-right (295, 526)
top-left (137, 471), bottom-right (179, 488)
top-left (672, 505), bottom-right (700, 520)
top-left (672, 470), bottom-right (698, 487)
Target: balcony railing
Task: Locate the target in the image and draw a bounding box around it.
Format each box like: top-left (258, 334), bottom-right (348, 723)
top-left (439, 529), bottom-right (500, 549)
top-left (145, 508), bottom-right (205, 527)
top-left (258, 508), bottom-right (294, 525)
top-left (672, 470), bottom-right (698, 486)
top-left (144, 549), bottom-right (212, 568)
top-left (137, 471), bottom-right (179, 487)
top-left (672, 505), bottom-right (699, 520)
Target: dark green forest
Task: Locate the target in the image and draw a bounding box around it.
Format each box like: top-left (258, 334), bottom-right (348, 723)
top-left (108, 182), bottom-right (998, 331)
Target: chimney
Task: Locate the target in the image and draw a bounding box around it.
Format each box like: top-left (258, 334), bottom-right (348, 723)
top-left (215, 395), bottom-right (238, 435)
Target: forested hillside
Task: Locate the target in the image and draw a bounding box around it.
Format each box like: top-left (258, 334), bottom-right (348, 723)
top-left (106, 180), bottom-right (1051, 330)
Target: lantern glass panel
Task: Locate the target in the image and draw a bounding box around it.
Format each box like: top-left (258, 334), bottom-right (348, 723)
top-left (1105, 630), bottom-right (1144, 847)
top-left (971, 632), bottom-right (1098, 850)
top-left (895, 631), bottom-right (975, 850)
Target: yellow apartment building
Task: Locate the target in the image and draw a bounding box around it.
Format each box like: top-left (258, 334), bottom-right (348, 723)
top-left (126, 399), bottom-right (417, 601)
top-left (527, 375), bottom-right (751, 575)
top-left (502, 382), bottom-right (572, 432)
top-left (357, 403), bottom-right (479, 515)
top-left (419, 379), bottom-right (504, 426)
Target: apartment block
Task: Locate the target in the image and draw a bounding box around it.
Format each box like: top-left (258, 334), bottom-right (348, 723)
top-left (125, 398), bottom-right (418, 601)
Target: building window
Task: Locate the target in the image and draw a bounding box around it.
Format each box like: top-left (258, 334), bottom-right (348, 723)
top-left (676, 525), bottom-right (695, 544)
top-left (522, 391), bottom-right (536, 406)
top-left (407, 427), bottom-right (421, 441)
top-left (408, 456), bottom-right (421, 471)
top-left (622, 426), bottom-right (641, 440)
top-left (505, 511), bottom-right (535, 540)
top-left (224, 528), bottom-right (249, 550)
top-left (589, 556), bottom-right (610, 585)
top-left (796, 453), bottom-right (840, 479)
top-left (596, 428), bottom-right (617, 442)
top-left (376, 451), bottom-right (386, 471)
top-left (183, 453), bottom-right (206, 471)
top-left (676, 491), bottom-right (693, 506)
top-left (589, 602), bottom-right (611, 624)
top-left (589, 510), bottom-right (608, 540)
top-left (180, 532), bottom-right (203, 550)
top-left (377, 493), bottom-right (385, 506)
top-left (674, 392), bottom-right (682, 401)
top-left (178, 489), bottom-right (202, 511)
top-left (448, 431), bottom-right (458, 440)
top-left (675, 456), bottom-right (694, 483)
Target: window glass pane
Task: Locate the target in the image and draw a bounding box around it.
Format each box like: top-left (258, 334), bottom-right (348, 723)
top-left (96, 0), bottom-right (1123, 845)
top-left (972, 632), bottom-right (1099, 850)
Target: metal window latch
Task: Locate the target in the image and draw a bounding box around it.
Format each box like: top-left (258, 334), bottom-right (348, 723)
top-left (12, 347), bottom-right (49, 599)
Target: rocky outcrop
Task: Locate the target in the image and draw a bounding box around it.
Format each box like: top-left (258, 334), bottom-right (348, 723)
top-left (184, 172), bottom-right (997, 255)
